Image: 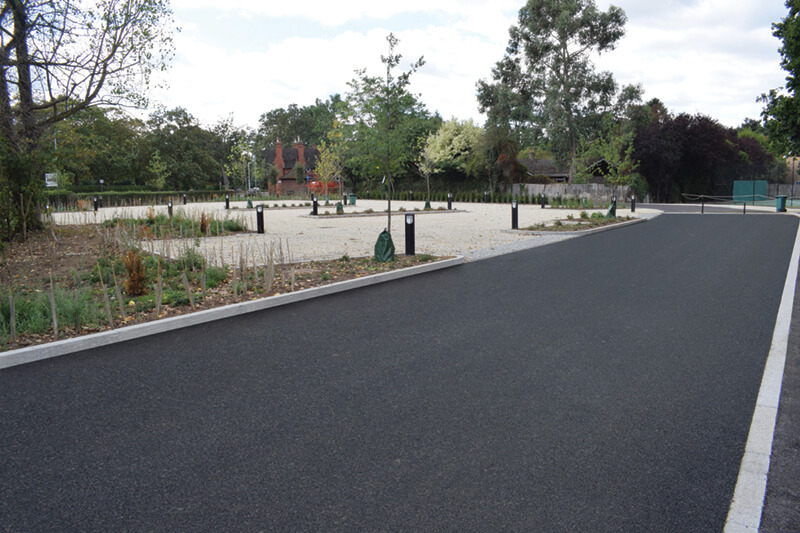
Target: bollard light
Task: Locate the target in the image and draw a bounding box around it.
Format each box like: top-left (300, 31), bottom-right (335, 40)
top-left (312, 197), bottom-right (318, 216)
top-left (631, 195), bottom-right (636, 213)
top-left (183, 194), bottom-right (187, 205)
top-left (168, 201), bottom-right (173, 218)
top-left (225, 194), bottom-right (230, 210)
top-left (541, 194), bottom-right (546, 209)
top-left (484, 191), bottom-right (489, 203)
top-left (447, 193), bottom-right (453, 210)
top-left (511, 200), bottom-right (519, 229)
top-left (405, 213), bottom-right (415, 256)
top-left (256, 204), bottom-right (264, 233)
top-left (93, 197), bottom-right (98, 212)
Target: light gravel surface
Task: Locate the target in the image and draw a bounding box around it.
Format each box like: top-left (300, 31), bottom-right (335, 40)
top-left (51, 199), bottom-right (662, 264)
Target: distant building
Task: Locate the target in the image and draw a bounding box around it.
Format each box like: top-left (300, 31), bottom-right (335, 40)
top-left (263, 138), bottom-right (320, 195)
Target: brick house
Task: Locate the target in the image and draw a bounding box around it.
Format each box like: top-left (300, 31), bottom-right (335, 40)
top-left (262, 138), bottom-right (321, 195)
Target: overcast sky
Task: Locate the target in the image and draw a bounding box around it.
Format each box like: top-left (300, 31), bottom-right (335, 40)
top-left (150, 0), bottom-right (789, 132)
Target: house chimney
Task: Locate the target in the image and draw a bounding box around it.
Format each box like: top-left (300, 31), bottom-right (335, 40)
top-left (275, 138), bottom-right (284, 176)
top-left (293, 136), bottom-right (305, 169)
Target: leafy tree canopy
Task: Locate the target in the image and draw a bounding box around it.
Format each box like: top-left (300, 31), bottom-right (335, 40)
top-left (761, 0), bottom-right (800, 155)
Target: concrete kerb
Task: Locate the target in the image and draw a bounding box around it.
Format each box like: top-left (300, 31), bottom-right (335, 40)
top-left (0, 256), bottom-right (465, 370)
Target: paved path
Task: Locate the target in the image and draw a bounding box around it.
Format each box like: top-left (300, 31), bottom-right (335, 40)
top-left (1, 214), bottom-right (797, 530)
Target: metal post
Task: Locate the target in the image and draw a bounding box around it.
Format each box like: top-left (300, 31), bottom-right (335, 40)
top-left (98, 196), bottom-right (103, 208)
top-left (343, 193), bottom-right (348, 205)
top-left (743, 202), bottom-right (747, 214)
top-left (312, 197), bottom-right (318, 216)
top-left (183, 194), bottom-right (187, 205)
top-left (511, 201), bottom-right (519, 229)
top-left (408, 190), bottom-right (413, 201)
top-left (631, 195), bottom-right (636, 213)
top-left (168, 201), bottom-right (173, 218)
top-left (484, 191), bottom-right (489, 203)
top-left (225, 194), bottom-right (230, 210)
top-left (93, 197), bottom-right (98, 211)
top-left (256, 205), bottom-right (264, 234)
top-left (541, 194), bottom-right (546, 209)
top-left (405, 213), bottom-right (415, 256)
top-left (447, 193), bottom-right (453, 210)
top-left (701, 198), bottom-right (705, 214)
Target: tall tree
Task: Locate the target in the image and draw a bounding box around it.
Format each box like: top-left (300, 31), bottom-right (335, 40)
top-left (0, 0), bottom-right (175, 239)
top-left (634, 112), bottom-right (780, 201)
top-left (760, 0), bottom-right (800, 156)
top-left (477, 0), bottom-right (627, 180)
top-left (256, 96), bottom-right (342, 149)
top-left (145, 107), bottom-right (220, 190)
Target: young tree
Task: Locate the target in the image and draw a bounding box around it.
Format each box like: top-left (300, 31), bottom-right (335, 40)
top-left (574, 116), bottom-right (646, 198)
top-left (316, 120), bottom-right (346, 200)
top-left (147, 149), bottom-right (169, 190)
top-left (0, 0), bottom-right (175, 240)
top-left (477, 0), bottom-right (627, 180)
top-left (345, 33), bottom-right (429, 233)
top-left (293, 162), bottom-right (305, 185)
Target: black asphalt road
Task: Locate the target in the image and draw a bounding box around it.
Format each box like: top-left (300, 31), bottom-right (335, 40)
top-left (1, 214), bottom-right (798, 531)
top-left (646, 202), bottom-right (780, 214)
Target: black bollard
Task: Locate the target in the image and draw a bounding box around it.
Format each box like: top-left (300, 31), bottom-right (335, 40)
top-left (447, 193), bottom-right (453, 210)
top-left (511, 201), bottom-right (519, 229)
top-left (93, 197), bottom-right (98, 211)
top-left (312, 197), bottom-right (318, 216)
top-left (541, 194), bottom-right (546, 209)
top-left (701, 199), bottom-right (705, 214)
top-left (256, 205), bottom-right (264, 233)
top-left (343, 193), bottom-right (348, 205)
top-left (405, 213), bottom-right (415, 256)
top-left (366, 190), bottom-right (371, 200)
top-left (183, 194), bottom-right (187, 205)
top-left (168, 201), bottom-right (173, 218)
top-left (484, 191), bottom-right (489, 203)
top-left (631, 195), bottom-right (636, 213)
top-left (743, 202), bottom-right (747, 214)
top-left (408, 190), bottom-right (413, 201)
top-left (225, 194), bottom-right (230, 210)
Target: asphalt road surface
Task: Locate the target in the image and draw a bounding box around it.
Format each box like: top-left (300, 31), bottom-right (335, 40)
top-left (1, 214), bottom-right (798, 531)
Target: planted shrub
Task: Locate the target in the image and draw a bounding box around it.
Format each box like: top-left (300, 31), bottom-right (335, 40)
top-left (122, 251), bottom-right (147, 296)
top-left (199, 212), bottom-right (210, 234)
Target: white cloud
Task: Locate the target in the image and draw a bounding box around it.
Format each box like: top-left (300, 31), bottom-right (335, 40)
top-left (172, 0), bottom-right (519, 27)
top-left (151, 0), bottom-right (789, 130)
top-left (594, 0), bottom-right (787, 126)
